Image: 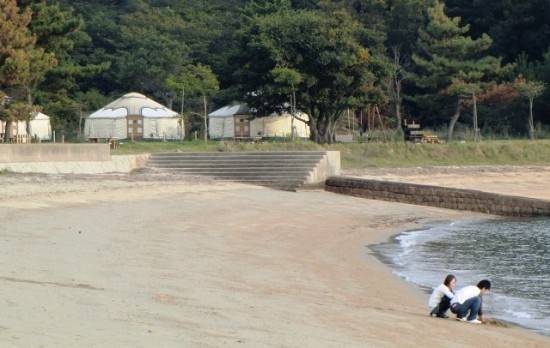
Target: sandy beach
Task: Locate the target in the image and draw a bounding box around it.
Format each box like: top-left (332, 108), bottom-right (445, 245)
top-left (1, 167), bottom-right (549, 347)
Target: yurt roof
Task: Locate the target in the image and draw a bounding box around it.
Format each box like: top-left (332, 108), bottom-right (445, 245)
top-left (209, 104), bottom-right (251, 117)
top-left (88, 92), bottom-right (178, 119)
top-left (31, 112), bottom-right (49, 120)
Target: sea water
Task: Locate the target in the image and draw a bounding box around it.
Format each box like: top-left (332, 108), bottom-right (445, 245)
top-left (370, 217), bottom-right (550, 336)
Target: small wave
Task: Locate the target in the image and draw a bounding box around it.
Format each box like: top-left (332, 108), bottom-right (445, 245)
top-left (504, 310), bottom-right (533, 319)
top-left (370, 216), bottom-right (550, 336)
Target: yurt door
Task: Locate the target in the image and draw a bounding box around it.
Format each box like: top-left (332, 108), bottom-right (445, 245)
top-left (127, 115), bottom-right (144, 140)
top-left (234, 116), bottom-right (250, 138)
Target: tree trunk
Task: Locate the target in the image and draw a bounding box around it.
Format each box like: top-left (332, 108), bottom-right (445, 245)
top-left (395, 81), bottom-right (402, 130)
top-left (446, 98), bottom-right (462, 142)
top-left (203, 95), bottom-right (208, 144)
top-left (528, 97), bottom-right (535, 141)
top-left (309, 115), bottom-right (334, 144)
top-left (26, 87), bottom-right (33, 136)
top-left (472, 93), bottom-right (479, 142)
top-left (309, 116), bottom-right (319, 143)
top-left (324, 116), bottom-right (333, 144)
top-left (4, 120), bottom-right (12, 142)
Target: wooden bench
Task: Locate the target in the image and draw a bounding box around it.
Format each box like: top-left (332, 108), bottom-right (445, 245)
top-left (407, 130), bottom-right (424, 142)
top-left (422, 134), bottom-right (440, 144)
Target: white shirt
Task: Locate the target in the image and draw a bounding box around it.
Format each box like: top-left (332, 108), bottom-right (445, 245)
top-left (428, 284), bottom-right (454, 308)
top-left (450, 285), bottom-right (480, 305)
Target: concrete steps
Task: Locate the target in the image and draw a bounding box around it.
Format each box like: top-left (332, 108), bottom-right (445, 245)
top-left (146, 151), bottom-right (328, 191)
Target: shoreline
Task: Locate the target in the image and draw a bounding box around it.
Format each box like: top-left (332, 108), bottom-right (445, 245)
top-left (367, 216), bottom-right (550, 338)
top-left (1, 172), bottom-right (549, 346)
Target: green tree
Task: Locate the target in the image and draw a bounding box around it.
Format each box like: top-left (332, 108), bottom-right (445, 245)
top-left (20, 0), bottom-right (111, 140)
top-left (445, 0), bottom-right (550, 64)
top-left (515, 76), bottom-right (545, 141)
top-left (1, 0), bottom-right (34, 87)
top-left (271, 65), bottom-right (302, 114)
top-left (167, 64), bottom-right (219, 143)
top-left (1, 0), bottom-right (48, 139)
top-left (115, 6), bottom-right (191, 108)
top-left (233, 9), bottom-right (373, 143)
top-left (410, 1), bottom-right (506, 141)
top-left (386, 0), bottom-right (434, 56)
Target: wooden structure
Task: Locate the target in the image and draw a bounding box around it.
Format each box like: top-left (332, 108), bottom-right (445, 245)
top-left (364, 106), bottom-right (387, 142)
top-left (88, 136), bottom-right (120, 149)
top-left (1, 133), bottom-right (32, 143)
top-left (403, 119), bottom-right (440, 143)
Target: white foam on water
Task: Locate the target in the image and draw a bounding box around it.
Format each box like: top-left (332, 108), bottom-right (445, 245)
top-left (370, 217), bottom-right (550, 337)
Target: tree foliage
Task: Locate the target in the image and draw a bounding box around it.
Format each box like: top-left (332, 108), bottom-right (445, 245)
top-left (166, 63), bottom-right (219, 141)
top-left (1, 0), bottom-right (550, 142)
top-left (410, 1), bottom-right (506, 141)
top-left (1, 0), bottom-right (51, 138)
top-left (515, 76), bottom-right (545, 141)
top-left (233, 9), bottom-right (373, 143)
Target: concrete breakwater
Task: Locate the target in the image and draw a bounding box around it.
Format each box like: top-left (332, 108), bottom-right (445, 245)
top-left (325, 176), bottom-right (550, 217)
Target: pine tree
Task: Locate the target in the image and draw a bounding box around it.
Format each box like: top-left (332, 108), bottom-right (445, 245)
top-left (410, 1), bottom-right (505, 141)
top-left (0, 0), bottom-right (35, 139)
top-left (515, 76), bottom-right (545, 141)
top-left (0, 0), bottom-right (34, 87)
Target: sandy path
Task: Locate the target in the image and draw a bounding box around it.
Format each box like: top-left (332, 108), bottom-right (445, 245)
top-left (0, 170), bottom-right (548, 347)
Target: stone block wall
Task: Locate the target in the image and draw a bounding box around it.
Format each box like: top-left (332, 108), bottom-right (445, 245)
top-left (325, 176), bottom-right (550, 217)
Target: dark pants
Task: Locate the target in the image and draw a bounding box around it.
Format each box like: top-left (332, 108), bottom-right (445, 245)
top-left (431, 296), bottom-right (451, 317)
top-left (430, 296), bottom-right (451, 318)
top-left (450, 296), bottom-right (482, 321)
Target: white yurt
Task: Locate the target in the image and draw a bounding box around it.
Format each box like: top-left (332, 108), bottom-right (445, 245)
top-left (84, 92), bottom-right (183, 140)
top-left (1, 112), bottom-right (51, 142)
top-left (208, 103), bottom-right (310, 139)
top-left (28, 112), bottom-right (52, 140)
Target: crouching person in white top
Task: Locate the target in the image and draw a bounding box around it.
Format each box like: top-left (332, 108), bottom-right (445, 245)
top-left (450, 279), bottom-right (491, 324)
top-left (428, 274), bottom-right (457, 318)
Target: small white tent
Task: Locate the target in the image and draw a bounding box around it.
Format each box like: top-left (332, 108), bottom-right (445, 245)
top-left (1, 112), bottom-right (51, 142)
top-left (84, 92), bottom-right (182, 140)
top-left (28, 112), bottom-right (52, 140)
top-left (208, 104), bottom-right (310, 139)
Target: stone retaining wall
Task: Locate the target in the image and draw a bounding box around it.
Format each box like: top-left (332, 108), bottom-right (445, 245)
top-left (0, 144), bottom-right (149, 173)
top-left (325, 176), bottom-right (550, 217)
top-left (0, 144), bottom-right (111, 162)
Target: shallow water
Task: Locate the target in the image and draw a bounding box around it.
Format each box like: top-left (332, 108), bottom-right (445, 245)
top-left (371, 217), bottom-right (550, 336)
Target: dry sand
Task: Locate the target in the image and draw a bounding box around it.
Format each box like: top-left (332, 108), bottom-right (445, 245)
top-left (0, 168), bottom-right (549, 347)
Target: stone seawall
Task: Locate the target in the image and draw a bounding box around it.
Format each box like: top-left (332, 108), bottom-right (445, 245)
top-left (325, 176), bottom-right (550, 217)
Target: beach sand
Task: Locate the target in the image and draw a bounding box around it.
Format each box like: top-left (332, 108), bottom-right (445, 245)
top-left (0, 168), bottom-right (549, 347)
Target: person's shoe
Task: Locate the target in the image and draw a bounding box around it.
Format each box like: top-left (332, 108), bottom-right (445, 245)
top-left (456, 317), bottom-right (466, 322)
top-left (436, 314), bottom-right (449, 319)
top-left (429, 308), bottom-right (438, 317)
top-left (467, 319), bottom-right (482, 324)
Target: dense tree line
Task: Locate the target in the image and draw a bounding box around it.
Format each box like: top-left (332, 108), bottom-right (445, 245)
top-left (1, 0), bottom-right (549, 143)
